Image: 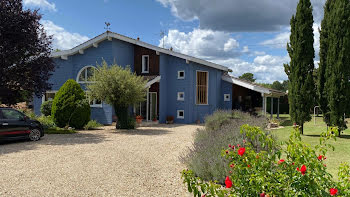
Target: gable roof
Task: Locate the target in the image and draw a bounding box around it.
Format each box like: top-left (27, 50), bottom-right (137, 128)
top-left (222, 75), bottom-right (286, 98)
top-left (51, 31), bottom-right (229, 72)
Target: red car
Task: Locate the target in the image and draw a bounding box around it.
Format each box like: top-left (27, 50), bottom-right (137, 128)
top-left (0, 108), bottom-right (44, 141)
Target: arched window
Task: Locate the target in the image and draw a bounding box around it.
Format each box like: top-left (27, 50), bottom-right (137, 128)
top-left (76, 66), bottom-right (96, 83)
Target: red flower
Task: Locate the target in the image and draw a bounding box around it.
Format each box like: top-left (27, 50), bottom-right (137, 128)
top-left (225, 150), bottom-right (229, 154)
top-left (330, 188), bottom-right (338, 196)
top-left (225, 176), bottom-right (232, 188)
top-left (297, 165), bottom-right (307, 175)
top-left (292, 162), bottom-right (295, 165)
top-left (231, 145), bottom-right (235, 150)
top-left (228, 144), bottom-right (232, 148)
top-left (278, 159), bottom-right (285, 164)
top-left (247, 164), bottom-right (251, 168)
top-left (260, 193), bottom-right (266, 197)
top-left (237, 147), bottom-right (245, 156)
top-left (318, 155), bottom-right (325, 161)
top-left (230, 163), bottom-right (235, 168)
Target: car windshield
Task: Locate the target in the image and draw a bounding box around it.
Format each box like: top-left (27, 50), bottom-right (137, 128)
top-left (1, 109), bottom-right (24, 120)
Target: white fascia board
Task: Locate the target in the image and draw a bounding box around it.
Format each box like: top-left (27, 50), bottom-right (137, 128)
top-left (222, 76), bottom-right (270, 94)
top-left (50, 32), bottom-right (229, 71)
top-left (145, 76), bottom-right (161, 88)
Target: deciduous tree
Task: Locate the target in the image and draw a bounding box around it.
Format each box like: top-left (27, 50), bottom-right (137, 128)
top-left (0, 0), bottom-right (55, 104)
top-left (87, 61), bottom-right (147, 129)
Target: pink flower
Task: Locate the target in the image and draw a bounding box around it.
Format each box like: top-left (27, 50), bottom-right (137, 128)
top-left (225, 176), bottom-right (232, 188)
top-left (228, 144), bottom-right (232, 148)
top-left (260, 193), bottom-right (266, 197)
top-left (225, 150), bottom-right (229, 154)
top-left (330, 188), bottom-right (338, 196)
top-left (237, 147), bottom-right (245, 156)
top-left (278, 159), bottom-right (285, 164)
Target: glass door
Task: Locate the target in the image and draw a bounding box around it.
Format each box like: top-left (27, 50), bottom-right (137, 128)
top-left (149, 92), bottom-right (157, 121)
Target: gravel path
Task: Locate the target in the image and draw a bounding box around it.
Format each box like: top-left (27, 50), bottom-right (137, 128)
top-left (0, 124), bottom-right (201, 197)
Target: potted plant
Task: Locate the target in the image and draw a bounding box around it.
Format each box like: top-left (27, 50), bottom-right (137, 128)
top-left (166, 116), bottom-right (174, 124)
top-left (135, 115), bottom-right (143, 124)
top-left (152, 114), bottom-right (157, 122)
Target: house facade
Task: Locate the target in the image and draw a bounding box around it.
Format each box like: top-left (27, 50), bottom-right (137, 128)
top-left (33, 31), bottom-right (284, 125)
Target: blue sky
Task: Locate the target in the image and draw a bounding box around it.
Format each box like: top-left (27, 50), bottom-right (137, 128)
top-left (23, 0), bottom-right (326, 83)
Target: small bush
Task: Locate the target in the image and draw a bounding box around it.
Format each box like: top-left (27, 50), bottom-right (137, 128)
top-left (37, 115), bottom-right (56, 129)
top-left (126, 117), bottom-right (136, 129)
top-left (181, 110), bottom-right (268, 183)
top-left (51, 79), bottom-right (91, 129)
top-left (45, 127), bottom-right (76, 134)
top-left (40, 100), bottom-right (53, 116)
top-left (84, 120), bottom-right (103, 130)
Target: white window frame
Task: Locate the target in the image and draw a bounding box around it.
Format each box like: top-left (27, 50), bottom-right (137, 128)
top-left (177, 110), bottom-right (184, 119)
top-left (42, 91), bottom-right (58, 104)
top-left (76, 66), bottom-right (96, 83)
top-left (178, 70), bottom-right (185, 79)
top-left (224, 94), bottom-right (231, 102)
top-left (85, 91), bottom-right (103, 108)
top-left (196, 70), bottom-right (209, 105)
top-left (177, 92), bottom-right (185, 101)
top-left (142, 55), bottom-right (149, 73)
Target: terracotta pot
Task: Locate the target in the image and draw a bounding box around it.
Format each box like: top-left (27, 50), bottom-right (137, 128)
top-left (136, 118), bottom-right (142, 124)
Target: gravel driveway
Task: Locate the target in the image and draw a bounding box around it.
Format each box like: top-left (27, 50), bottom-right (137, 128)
top-left (0, 124), bottom-right (201, 197)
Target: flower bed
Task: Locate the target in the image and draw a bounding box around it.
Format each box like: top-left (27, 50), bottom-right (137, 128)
top-left (182, 125), bottom-right (350, 196)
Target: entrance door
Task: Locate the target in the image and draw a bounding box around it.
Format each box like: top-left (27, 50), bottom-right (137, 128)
top-left (148, 92), bottom-right (157, 121)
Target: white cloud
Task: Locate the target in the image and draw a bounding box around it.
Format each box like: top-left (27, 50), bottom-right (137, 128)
top-left (23, 0), bottom-right (56, 11)
top-left (159, 29), bottom-right (243, 59)
top-left (42, 20), bottom-right (89, 50)
top-left (213, 55), bottom-right (290, 83)
top-left (260, 23), bottom-right (321, 59)
top-left (160, 29), bottom-right (289, 83)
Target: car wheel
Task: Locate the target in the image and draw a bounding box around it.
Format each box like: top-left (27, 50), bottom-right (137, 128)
top-left (29, 128), bottom-right (41, 141)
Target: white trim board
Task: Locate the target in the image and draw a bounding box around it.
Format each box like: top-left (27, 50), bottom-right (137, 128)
top-left (51, 31), bottom-right (229, 72)
top-left (145, 76), bottom-right (161, 88)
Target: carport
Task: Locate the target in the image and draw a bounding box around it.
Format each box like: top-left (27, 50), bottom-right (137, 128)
top-left (222, 75), bottom-right (286, 119)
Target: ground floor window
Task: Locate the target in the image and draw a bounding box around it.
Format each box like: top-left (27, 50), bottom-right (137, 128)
top-left (177, 110), bottom-right (184, 119)
top-left (42, 91), bottom-right (57, 103)
top-left (133, 92), bottom-right (157, 121)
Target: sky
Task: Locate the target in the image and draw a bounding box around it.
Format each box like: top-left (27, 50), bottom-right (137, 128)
top-left (23, 0), bottom-right (326, 83)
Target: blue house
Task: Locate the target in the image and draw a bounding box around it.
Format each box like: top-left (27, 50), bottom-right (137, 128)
top-left (33, 31), bottom-right (284, 125)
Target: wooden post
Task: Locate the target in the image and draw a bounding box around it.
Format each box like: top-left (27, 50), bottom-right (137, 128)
top-left (277, 98), bottom-right (280, 119)
top-left (270, 97), bottom-right (273, 119)
top-left (146, 88), bottom-right (149, 122)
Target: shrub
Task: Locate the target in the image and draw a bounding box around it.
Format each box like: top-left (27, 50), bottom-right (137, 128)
top-left (68, 99), bottom-right (91, 129)
top-left (84, 120), bottom-right (103, 130)
top-left (51, 79), bottom-right (91, 129)
top-left (37, 115), bottom-right (56, 129)
top-left (182, 125), bottom-right (350, 196)
top-left (40, 100), bottom-right (53, 116)
top-left (180, 110), bottom-right (268, 183)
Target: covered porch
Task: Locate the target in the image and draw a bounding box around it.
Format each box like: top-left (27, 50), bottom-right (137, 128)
top-left (133, 76), bottom-right (161, 122)
top-left (222, 76), bottom-right (286, 119)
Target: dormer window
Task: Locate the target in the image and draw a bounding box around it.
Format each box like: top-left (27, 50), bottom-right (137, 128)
top-left (142, 55), bottom-right (149, 73)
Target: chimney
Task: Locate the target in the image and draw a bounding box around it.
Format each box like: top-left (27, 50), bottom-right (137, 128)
top-left (137, 37), bottom-right (140, 41)
top-left (170, 47), bottom-right (173, 51)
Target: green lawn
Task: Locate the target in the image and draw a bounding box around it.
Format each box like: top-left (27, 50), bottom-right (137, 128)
top-left (271, 114), bottom-right (350, 178)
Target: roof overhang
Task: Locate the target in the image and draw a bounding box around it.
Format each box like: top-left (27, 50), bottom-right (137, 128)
top-left (145, 76), bottom-right (161, 88)
top-left (51, 31), bottom-right (229, 72)
top-left (222, 75), bottom-right (285, 98)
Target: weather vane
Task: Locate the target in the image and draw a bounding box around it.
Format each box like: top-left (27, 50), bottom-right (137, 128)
top-left (105, 22), bottom-right (111, 31)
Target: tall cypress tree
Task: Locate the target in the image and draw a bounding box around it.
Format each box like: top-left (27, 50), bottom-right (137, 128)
top-left (285, 0), bottom-right (315, 134)
top-left (319, 0), bottom-right (350, 133)
top-left (318, 0), bottom-right (333, 126)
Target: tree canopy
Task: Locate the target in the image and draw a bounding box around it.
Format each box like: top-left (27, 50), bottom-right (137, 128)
top-left (239, 73), bottom-right (256, 82)
top-left (284, 0), bottom-right (315, 134)
top-left (0, 0), bottom-right (55, 104)
top-left (87, 61), bottom-right (147, 129)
